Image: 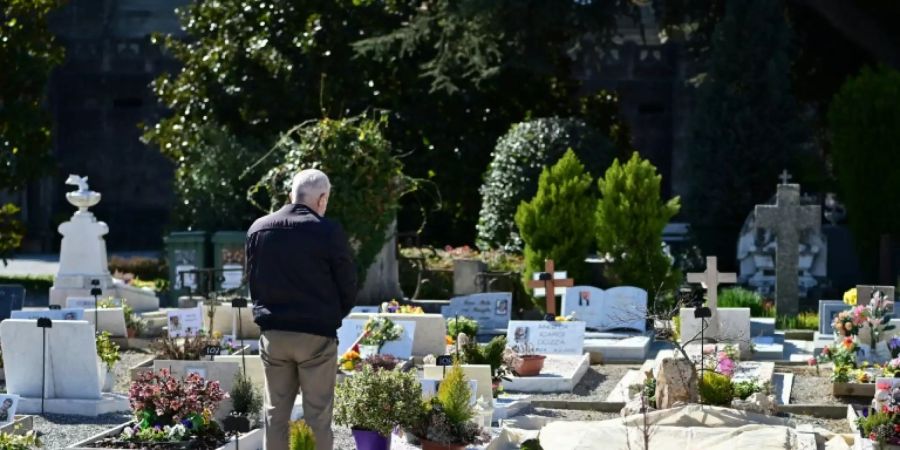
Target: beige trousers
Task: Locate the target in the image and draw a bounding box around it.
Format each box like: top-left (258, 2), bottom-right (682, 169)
top-left (260, 330), bottom-right (337, 450)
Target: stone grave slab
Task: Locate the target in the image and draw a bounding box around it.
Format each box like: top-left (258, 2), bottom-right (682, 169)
top-left (492, 393), bottom-right (531, 422)
top-left (0, 286), bottom-right (25, 320)
top-left (503, 354), bottom-right (590, 393)
top-left (424, 364), bottom-right (493, 404)
top-left (441, 292), bottom-right (511, 332)
top-left (583, 331), bottom-right (651, 362)
top-left (818, 300), bottom-right (849, 336)
top-left (750, 336), bottom-right (786, 360)
top-left (0, 319), bottom-right (128, 415)
top-left (337, 319), bottom-right (416, 359)
top-left (507, 320), bottom-right (585, 355)
top-left (751, 317), bottom-right (776, 337)
top-left (562, 286), bottom-right (647, 332)
top-left (347, 313), bottom-right (445, 357)
top-left (202, 303), bottom-right (261, 339)
top-left (83, 308), bottom-right (127, 337)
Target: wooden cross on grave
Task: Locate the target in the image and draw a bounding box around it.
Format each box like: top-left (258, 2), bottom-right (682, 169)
top-left (687, 256), bottom-right (736, 311)
top-left (755, 183), bottom-right (821, 316)
top-left (528, 259), bottom-right (574, 317)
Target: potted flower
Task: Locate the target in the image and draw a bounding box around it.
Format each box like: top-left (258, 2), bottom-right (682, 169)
top-left (223, 372), bottom-right (263, 436)
top-left (504, 343), bottom-right (545, 377)
top-left (358, 317), bottom-right (403, 358)
top-left (122, 301), bottom-right (145, 339)
top-left (96, 331), bottom-right (121, 392)
top-left (334, 365), bottom-right (422, 450)
top-left (410, 364), bottom-right (484, 450)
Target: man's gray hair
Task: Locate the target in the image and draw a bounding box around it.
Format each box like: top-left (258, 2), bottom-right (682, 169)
top-left (291, 169), bottom-right (331, 205)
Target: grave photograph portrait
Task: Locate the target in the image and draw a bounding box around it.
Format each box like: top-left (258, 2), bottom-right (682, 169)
top-left (0, 395), bottom-right (19, 424)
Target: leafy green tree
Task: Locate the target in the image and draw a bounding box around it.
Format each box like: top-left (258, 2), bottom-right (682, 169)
top-left (684, 0), bottom-right (810, 255)
top-left (249, 115), bottom-right (415, 283)
top-left (828, 66), bottom-right (900, 266)
top-left (146, 0), bottom-right (633, 241)
top-left (479, 118), bottom-right (618, 251)
top-left (595, 152), bottom-right (681, 302)
top-left (516, 150), bottom-right (596, 309)
top-left (0, 0), bottom-right (64, 191)
top-left (0, 204), bottom-right (25, 264)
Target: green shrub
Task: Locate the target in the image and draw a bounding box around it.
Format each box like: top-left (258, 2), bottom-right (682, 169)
top-left (699, 371), bottom-right (733, 406)
top-left (829, 66), bottom-right (900, 264)
top-left (460, 336), bottom-right (508, 381)
top-left (437, 364), bottom-right (475, 425)
top-left (447, 317), bottom-right (479, 338)
top-left (595, 152), bottom-right (681, 303)
top-left (334, 365), bottom-right (422, 436)
top-left (108, 256), bottom-right (168, 281)
top-left (95, 331), bottom-right (120, 372)
top-left (516, 150), bottom-right (597, 309)
top-left (0, 274), bottom-right (52, 298)
top-left (719, 288), bottom-right (773, 318)
top-left (289, 420), bottom-right (316, 450)
top-left (776, 312), bottom-right (818, 330)
top-left (478, 118), bottom-right (618, 250)
top-left (0, 204), bottom-right (24, 264)
top-left (250, 115), bottom-right (417, 284)
top-left (231, 373), bottom-right (263, 418)
top-left (732, 380), bottom-right (761, 400)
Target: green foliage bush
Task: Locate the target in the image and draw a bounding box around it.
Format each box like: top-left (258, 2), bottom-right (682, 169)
top-left (516, 150), bottom-right (597, 309)
top-left (732, 380), bottom-right (761, 400)
top-left (479, 118), bottom-right (618, 250)
top-left (0, 274), bottom-right (52, 298)
top-left (699, 371), bottom-right (734, 406)
top-left (828, 66), bottom-right (900, 263)
top-left (0, 204), bottom-right (24, 264)
top-left (719, 288), bottom-right (773, 318)
top-left (289, 420), bottom-right (316, 450)
top-left (460, 336), bottom-right (508, 381)
top-left (231, 373), bottom-right (263, 418)
top-left (96, 331), bottom-right (121, 372)
top-left (447, 317), bottom-right (479, 339)
top-left (595, 152), bottom-right (681, 303)
top-left (108, 256), bottom-right (168, 281)
top-left (334, 365), bottom-right (422, 436)
top-left (250, 116), bottom-right (415, 283)
top-left (437, 364), bottom-right (475, 425)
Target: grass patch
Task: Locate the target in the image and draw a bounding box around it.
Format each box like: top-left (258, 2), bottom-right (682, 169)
top-left (776, 311), bottom-right (819, 330)
top-left (719, 287), bottom-right (774, 318)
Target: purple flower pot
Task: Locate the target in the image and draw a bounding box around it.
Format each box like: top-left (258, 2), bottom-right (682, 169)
top-left (351, 428), bottom-right (391, 450)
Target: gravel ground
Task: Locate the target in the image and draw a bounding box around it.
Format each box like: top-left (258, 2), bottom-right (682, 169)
top-left (788, 414), bottom-right (853, 434)
top-left (113, 350), bottom-right (154, 393)
top-left (34, 412), bottom-right (131, 449)
top-left (521, 364), bottom-right (637, 402)
top-left (783, 365), bottom-right (850, 405)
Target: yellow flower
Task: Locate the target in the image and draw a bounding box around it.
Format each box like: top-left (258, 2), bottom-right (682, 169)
top-left (844, 288), bottom-right (858, 306)
top-left (445, 335), bottom-right (454, 345)
top-left (555, 316), bottom-right (568, 322)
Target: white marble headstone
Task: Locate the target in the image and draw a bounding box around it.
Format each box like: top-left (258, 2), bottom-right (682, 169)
top-left (562, 286), bottom-right (647, 332)
top-left (442, 292), bottom-right (512, 330)
top-left (818, 300), bottom-right (849, 336)
top-left (337, 319), bottom-right (416, 359)
top-left (506, 320), bottom-right (585, 355)
top-left (1, 319), bottom-right (102, 399)
top-left (84, 308), bottom-right (128, 337)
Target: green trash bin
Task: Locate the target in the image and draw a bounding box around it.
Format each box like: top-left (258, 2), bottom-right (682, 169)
top-left (164, 231), bottom-right (209, 297)
top-left (212, 231), bottom-right (247, 292)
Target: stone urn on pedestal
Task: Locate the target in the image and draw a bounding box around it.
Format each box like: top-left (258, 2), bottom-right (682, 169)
top-left (49, 175), bottom-right (159, 311)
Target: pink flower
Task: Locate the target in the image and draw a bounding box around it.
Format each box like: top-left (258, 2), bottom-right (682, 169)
top-left (807, 357), bottom-right (816, 366)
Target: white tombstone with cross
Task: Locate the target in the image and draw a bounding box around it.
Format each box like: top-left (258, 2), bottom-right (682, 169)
top-left (685, 256), bottom-right (736, 338)
top-left (680, 257), bottom-right (754, 357)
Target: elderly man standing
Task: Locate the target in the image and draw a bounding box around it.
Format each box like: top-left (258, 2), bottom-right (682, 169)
top-left (246, 169), bottom-right (357, 450)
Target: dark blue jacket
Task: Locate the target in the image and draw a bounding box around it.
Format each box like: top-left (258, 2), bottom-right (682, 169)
top-left (246, 204), bottom-right (357, 338)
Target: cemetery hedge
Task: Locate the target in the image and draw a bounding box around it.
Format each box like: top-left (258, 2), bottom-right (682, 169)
top-left (478, 118), bottom-right (618, 251)
top-left (0, 274), bottom-right (52, 296)
top-left (828, 66), bottom-right (900, 266)
top-left (249, 115), bottom-right (415, 285)
top-left (516, 150), bottom-right (597, 302)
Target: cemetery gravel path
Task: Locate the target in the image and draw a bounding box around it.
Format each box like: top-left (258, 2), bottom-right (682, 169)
top-left (36, 412), bottom-right (131, 449)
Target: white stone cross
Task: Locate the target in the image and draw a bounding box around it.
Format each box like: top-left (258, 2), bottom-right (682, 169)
top-left (778, 169), bottom-right (792, 184)
top-left (755, 183), bottom-right (821, 316)
top-left (687, 256), bottom-right (736, 311)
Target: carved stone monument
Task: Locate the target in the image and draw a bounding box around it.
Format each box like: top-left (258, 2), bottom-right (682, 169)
top-left (49, 175), bottom-right (159, 311)
top-left (753, 181), bottom-right (822, 316)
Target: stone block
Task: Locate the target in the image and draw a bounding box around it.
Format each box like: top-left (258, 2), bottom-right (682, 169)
top-left (423, 364), bottom-right (493, 404)
top-left (583, 333), bottom-right (651, 362)
top-left (83, 308), bottom-right (127, 337)
top-left (502, 354), bottom-right (590, 393)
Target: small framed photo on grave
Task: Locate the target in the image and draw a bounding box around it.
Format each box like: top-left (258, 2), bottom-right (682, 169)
top-left (0, 395), bottom-right (20, 425)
